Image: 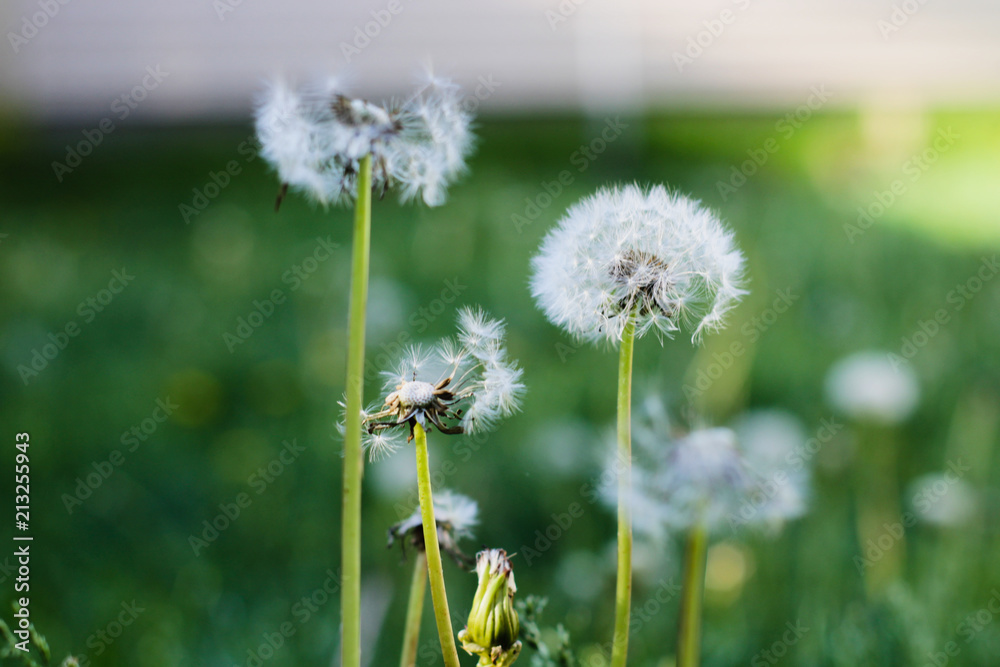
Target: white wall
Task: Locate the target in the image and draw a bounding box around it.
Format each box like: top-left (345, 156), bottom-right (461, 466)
top-left (3, 0), bottom-right (999, 122)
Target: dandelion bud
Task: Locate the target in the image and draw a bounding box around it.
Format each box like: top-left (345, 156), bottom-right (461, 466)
top-left (458, 549), bottom-right (522, 666)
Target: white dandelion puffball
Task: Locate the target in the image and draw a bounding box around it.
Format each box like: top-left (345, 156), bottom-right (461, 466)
top-left (355, 306), bottom-right (525, 461)
top-left (825, 351), bottom-right (919, 424)
top-left (622, 398), bottom-right (813, 538)
top-left (907, 473), bottom-right (977, 527)
top-left (530, 184), bottom-right (747, 345)
top-left (733, 410), bottom-right (811, 527)
top-left (255, 71), bottom-right (473, 206)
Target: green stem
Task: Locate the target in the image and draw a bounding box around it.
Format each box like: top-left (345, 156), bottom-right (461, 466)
top-left (414, 423), bottom-right (462, 667)
top-left (399, 551), bottom-right (428, 667)
top-left (677, 523), bottom-right (708, 667)
top-left (341, 154), bottom-right (373, 667)
top-left (610, 315), bottom-right (635, 667)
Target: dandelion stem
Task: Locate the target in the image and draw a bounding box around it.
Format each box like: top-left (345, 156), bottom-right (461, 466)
top-left (399, 551), bottom-right (428, 667)
top-left (610, 314), bottom-right (635, 667)
top-left (341, 153), bottom-right (373, 667)
top-left (677, 523), bottom-right (708, 667)
top-left (414, 422), bottom-right (462, 667)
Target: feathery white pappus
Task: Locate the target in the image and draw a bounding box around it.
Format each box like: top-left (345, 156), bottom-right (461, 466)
top-left (340, 307), bottom-right (525, 461)
top-left (530, 184), bottom-right (747, 345)
top-left (612, 398), bottom-right (811, 539)
top-left (388, 489), bottom-right (480, 566)
top-left (254, 71), bottom-right (474, 207)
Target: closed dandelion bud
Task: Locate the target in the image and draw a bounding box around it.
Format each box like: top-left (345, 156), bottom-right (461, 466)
top-left (458, 549), bottom-right (522, 666)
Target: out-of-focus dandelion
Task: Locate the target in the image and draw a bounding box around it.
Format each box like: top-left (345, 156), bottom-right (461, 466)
top-left (825, 351), bottom-right (920, 598)
top-left (825, 351), bottom-right (919, 424)
top-left (390, 491), bottom-right (478, 667)
top-left (255, 71), bottom-right (473, 208)
top-left (388, 489), bottom-right (479, 567)
top-left (908, 473), bottom-right (977, 527)
top-left (529, 184), bottom-right (746, 667)
top-left (615, 397), bottom-right (811, 667)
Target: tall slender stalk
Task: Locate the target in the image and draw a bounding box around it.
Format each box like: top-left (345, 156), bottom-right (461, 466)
top-left (341, 154), bottom-right (373, 667)
top-left (399, 551), bottom-right (428, 667)
top-left (413, 423), bottom-right (462, 667)
top-left (610, 315), bottom-right (636, 667)
top-left (677, 523), bottom-right (708, 667)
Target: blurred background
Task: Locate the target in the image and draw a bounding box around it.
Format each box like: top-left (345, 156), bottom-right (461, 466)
top-left (2, 0), bottom-right (1000, 665)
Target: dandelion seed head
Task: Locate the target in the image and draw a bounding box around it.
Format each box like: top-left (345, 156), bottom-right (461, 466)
top-left (530, 184), bottom-right (747, 345)
top-left (388, 489), bottom-right (478, 567)
top-left (624, 399), bottom-right (815, 538)
top-left (254, 71), bottom-right (474, 207)
top-left (357, 308), bottom-right (522, 460)
top-left (396, 380), bottom-right (436, 409)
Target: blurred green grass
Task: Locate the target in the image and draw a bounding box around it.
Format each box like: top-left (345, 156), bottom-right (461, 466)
top-left (1, 109), bottom-right (999, 666)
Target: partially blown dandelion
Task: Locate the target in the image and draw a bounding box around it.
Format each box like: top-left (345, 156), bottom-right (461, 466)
top-left (628, 417), bottom-right (810, 537)
top-left (390, 491), bottom-right (479, 667)
top-left (357, 307), bottom-right (524, 461)
top-left (531, 184), bottom-right (746, 345)
top-left (255, 71), bottom-right (473, 208)
top-left (388, 489), bottom-right (479, 567)
top-left (620, 399), bottom-right (811, 667)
